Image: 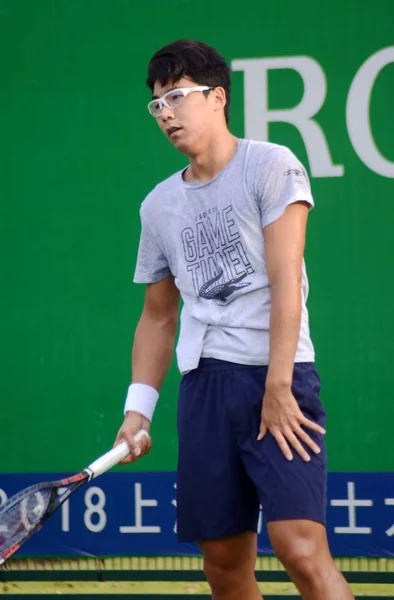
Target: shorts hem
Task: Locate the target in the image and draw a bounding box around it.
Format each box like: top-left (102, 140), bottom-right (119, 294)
top-left (265, 515), bottom-right (326, 527)
top-left (177, 525), bottom-right (257, 544)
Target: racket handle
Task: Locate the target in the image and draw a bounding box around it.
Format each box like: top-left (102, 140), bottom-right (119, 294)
top-left (87, 429), bottom-right (150, 479)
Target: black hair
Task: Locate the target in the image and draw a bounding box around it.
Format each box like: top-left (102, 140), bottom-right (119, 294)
top-left (146, 39), bottom-right (231, 124)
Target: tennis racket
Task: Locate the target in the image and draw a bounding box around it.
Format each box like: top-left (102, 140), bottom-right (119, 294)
top-left (0, 429), bottom-right (149, 566)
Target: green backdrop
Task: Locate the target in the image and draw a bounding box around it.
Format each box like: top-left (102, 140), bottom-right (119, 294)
top-left (0, 0), bottom-right (393, 472)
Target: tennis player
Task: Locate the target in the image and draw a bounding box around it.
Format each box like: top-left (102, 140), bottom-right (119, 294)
top-left (114, 40), bottom-right (354, 600)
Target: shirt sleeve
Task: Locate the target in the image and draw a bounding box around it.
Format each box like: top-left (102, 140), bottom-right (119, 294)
top-left (133, 207), bottom-right (171, 284)
top-left (255, 146), bottom-right (314, 229)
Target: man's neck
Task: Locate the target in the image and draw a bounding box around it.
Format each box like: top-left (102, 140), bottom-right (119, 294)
top-left (184, 131), bottom-right (238, 183)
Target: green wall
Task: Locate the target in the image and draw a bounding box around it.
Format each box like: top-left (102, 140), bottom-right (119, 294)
top-left (0, 0), bottom-right (393, 472)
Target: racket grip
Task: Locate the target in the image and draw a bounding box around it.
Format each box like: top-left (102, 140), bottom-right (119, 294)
top-left (87, 429), bottom-right (150, 479)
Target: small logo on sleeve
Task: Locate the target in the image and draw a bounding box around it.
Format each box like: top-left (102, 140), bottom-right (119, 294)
top-left (284, 168), bottom-right (306, 179)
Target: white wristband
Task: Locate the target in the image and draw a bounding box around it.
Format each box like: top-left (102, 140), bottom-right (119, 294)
top-left (124, 383), bottom-right (159, 422)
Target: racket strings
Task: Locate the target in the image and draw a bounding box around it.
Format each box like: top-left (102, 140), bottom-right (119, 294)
top-left (0, 486), bottom-right (54, 558)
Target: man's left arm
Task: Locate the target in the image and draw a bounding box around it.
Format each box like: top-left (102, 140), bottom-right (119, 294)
top-left (257, 202), bottom-right (325, 462)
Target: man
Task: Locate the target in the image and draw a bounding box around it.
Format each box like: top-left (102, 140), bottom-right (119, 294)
top-left (114, 39), bottom-right (354, 600)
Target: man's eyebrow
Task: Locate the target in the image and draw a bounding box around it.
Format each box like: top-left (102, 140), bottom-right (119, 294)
top-left (152, 86), bottom-right (178, 100)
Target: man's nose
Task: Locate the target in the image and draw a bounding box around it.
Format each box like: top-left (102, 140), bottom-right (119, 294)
top-left (159, 105), bottom-right (175, 121)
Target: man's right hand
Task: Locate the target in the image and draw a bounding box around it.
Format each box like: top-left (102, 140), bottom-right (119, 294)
top-left (114, 411), bottom-right (152, 464)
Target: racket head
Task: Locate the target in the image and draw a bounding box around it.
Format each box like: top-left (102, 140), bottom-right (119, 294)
top-left (0, 431), bottom-right (149, 565)
top-left (0, 473), bottom-right (88, 566)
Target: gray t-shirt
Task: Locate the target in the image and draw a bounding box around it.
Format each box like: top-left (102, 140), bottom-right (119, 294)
top-left (134, 139), bottom-right (315, 373)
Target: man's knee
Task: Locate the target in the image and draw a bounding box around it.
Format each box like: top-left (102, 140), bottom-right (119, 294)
top-left (203, 560), bottom-right (242, 595)
top-left (269, 520), bottom-right (334, 586)
top-left (200, 532), bottom-right (257, 594)
top-left (277, 539), bottom-right (323, 581)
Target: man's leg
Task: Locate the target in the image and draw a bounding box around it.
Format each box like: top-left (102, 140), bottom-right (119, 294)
top-left (199, 531), bottom-right (262, 600)
top-left (268, 519), bottom-right (354, 600)
top-left (177, 360), bottom-right (262, 598)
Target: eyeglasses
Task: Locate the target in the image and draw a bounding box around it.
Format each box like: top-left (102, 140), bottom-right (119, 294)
top-left (147, 86), bottom-right (213, 118)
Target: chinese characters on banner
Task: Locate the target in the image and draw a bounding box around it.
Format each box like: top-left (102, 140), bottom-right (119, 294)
top-left (0, 472), bottom-right (393, 557)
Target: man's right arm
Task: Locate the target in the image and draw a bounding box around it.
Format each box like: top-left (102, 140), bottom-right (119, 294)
top-left (114, 275), bottom-right (180, 462)
top-left (132, 274), bottom-right (180, 389)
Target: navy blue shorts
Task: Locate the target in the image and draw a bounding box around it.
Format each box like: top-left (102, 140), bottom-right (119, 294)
top-left (176, 359), bottom-right (327, 543)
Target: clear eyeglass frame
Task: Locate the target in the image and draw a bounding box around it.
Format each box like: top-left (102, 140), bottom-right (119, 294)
top-left (147, 86), bottom-right (213, 117)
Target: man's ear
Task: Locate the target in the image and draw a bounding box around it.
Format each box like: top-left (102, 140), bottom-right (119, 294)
top-left (212, 86), bottom-right (227, 112)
